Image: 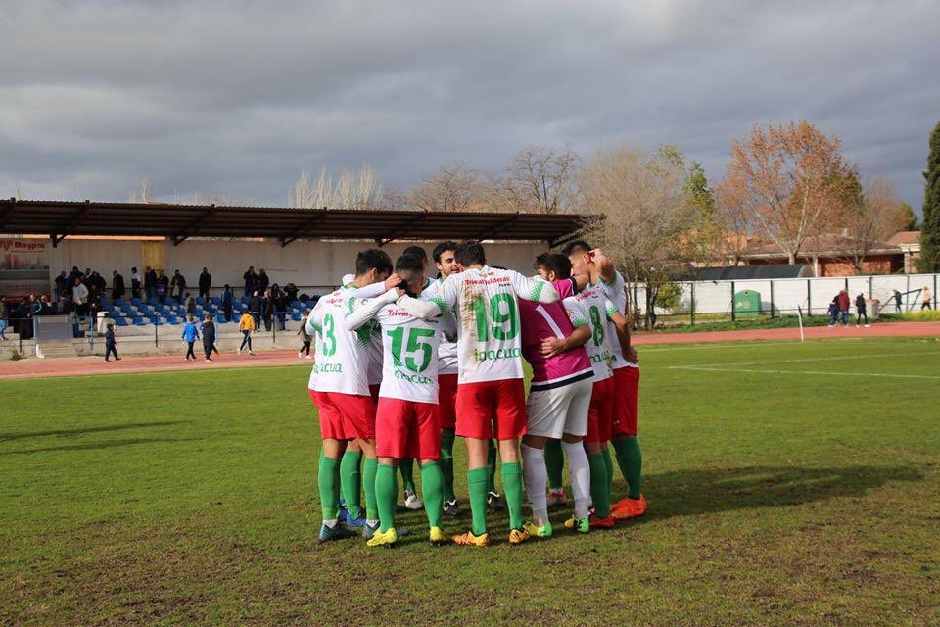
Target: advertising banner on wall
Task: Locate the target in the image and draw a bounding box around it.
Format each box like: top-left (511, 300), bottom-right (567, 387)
top-left (0, 237), bottom-right (50, 297)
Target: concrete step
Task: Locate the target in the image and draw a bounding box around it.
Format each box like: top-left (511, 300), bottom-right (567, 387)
top-left (35, 341), bottom-right (78, 359)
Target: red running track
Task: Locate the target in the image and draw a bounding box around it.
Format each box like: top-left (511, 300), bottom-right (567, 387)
top-left (0, 321), bottom-right (937, 381)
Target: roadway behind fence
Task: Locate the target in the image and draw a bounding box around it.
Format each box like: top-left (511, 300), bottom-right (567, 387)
top-left (631, 272), bottom-right (940, 325)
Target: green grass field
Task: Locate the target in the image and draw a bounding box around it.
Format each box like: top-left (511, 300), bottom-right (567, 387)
top-left (3, 337), bottom-right (940, 625)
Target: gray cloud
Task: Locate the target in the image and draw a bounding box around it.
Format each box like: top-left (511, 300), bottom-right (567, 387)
top-left (1, 0), bottom-right (937, 208)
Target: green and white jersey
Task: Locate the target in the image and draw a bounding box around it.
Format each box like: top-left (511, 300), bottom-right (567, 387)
top-left (345, 289), bottom-right (443, 404)
top-left (435, 265), bottom-right (559, 384)
top-left (305, 288), bottom-right (373, 396)
top-left (339, 278), bottom-right (387, 385)
top-left (597, 271), bottom-right (632, 368)
top-left (563, 286), bottom-right (615, 383)
top-left (423, 278), bottom-right (458, 376)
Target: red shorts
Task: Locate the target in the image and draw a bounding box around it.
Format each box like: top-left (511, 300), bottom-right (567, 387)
top-left (455, 378), bottom-right (527, 440)
top-left (611, 366), bottom-right (640, 437)
top-left (585, 377), bottom-right (615, 444)
top-left (375, 397), bottom-right (441, 460)
top-left (309, 389), bottom-right (376, 441)
top-left (438, 373), bottom-right (458, 430)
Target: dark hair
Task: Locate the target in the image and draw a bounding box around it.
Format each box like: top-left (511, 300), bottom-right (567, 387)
top-left (402, 246), bottom-right (428, 264)
top-left (396, 252), bottom-right (425, 274)
top-left (431, 241), bottom-right (456, 264)
top-left (536, 252), bottom-right (572, 279)
top-left (561, 240), bottom-right (591, 257)
top-left (355, 249), bottom-right (394, 277)
top-left (455, 241), bottom-right (486, 267)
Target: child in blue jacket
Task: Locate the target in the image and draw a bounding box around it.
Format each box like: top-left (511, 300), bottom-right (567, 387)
top-left (182, 315), bottom-right (200, 361)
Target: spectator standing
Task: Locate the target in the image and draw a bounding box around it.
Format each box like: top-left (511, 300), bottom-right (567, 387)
top-left (257, 268), bottom-right (269, 294)
top-left (249, 290), bottom-right (261, 330)
top-left (261, 289), bottom-right (273, 332)
top-left (104, 322), bottom-right (120, 362)
top-left (238, 310), bottom-right (256, 355)
top-left (171, 270), bottom-right (187, 304)
top-left (202, 313), bottom-right (218, 361)
top-left (837, 290), bottom-right (850, 325)
top-left (298, 308), bottom-right (312, 359)
top-left (893, 289), bottom-right (903, 312)
top-left (921, 286), bottom-right (932, 311)
top-left (222, 284), bottom-right (234, 322)
top-left (182, 315), bottom-right (200, 361)
top-left (145, 266), bottom-right (157, 301)
top-left (131, 267), bottom-right (142, 299)
top-left (243, 265), bottom-right (256, 298)
top-left (285, 282), bottom-right (299, 303)
top-left (827, 297), bottom-right (839, 326)
top-left (112, 270), bottom-right (125, 301)
top-left (185, 293), bottom-right (197, 316)
top-left (54, 271), bottom-right (67, 303)
top-left (73, 278), bottom-right (89, 317)
top-left (156, 270), bottom-right (169, 304)
top-left (855, 293), bottom-right (869, 327)
top-left (0, 296), bottom-right (8, 340)
top-left (198, 267), bottom-right (212, 300)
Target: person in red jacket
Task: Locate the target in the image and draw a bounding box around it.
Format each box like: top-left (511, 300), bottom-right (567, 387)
top-left (836, 290), bottom-right (850, 326)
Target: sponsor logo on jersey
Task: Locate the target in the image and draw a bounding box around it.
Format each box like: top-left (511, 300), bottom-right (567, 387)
top-left (314, 362), bottom-right (344, 374)
top-left (473, 346), bottom-right (522, 363)
top-left (395, 369), bottom-right (434, 385)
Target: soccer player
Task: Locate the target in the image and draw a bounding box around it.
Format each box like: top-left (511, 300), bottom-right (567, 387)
top-left (564, 242), bottom-right (646, 520)
top-left (306, 249), bottom-right (397, 542)
top-left (556, 265), bottom-right (621, 529)
top-left (345, 253), bottom-right (450, 546)
top-left (430, 241), bottom-right (461, 515)
top-left (518, 253), bottom-right (595, 537)
top-left (434, 241), bottom-right (560, 546)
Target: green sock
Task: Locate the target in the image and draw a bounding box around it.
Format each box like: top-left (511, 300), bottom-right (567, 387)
top-left (468, 467), bottom-right (489, 535)
top-left (363, 457), bottom-right (378, 521)
top-left (602, 447), bottom-right (614, 498)
top-left (420, 461), bottom-right (444, 528)
top-left (339, 450), bottom-right (362, 518)
top-left (500, 461), bottom-right (524, 530)
top-left (375, 463), bottom-right (398, 532)
top-left (487, 441), bottom-right (497, 493)
top-left (544, 439), bottom-right (565, 490)
top-left (399, 458), bottom-right (417, 494)
top-left (588, 452), bottom-right (611, 517)
top-left (613, 436), bottom-right (643, 499)
top-left (440, 429), bottom-right (456, 501)
top-left (318, 456), bottom-right (340, 521)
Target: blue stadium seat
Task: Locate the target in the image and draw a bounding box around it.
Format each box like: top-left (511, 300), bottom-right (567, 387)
top-left (131, 298), bottom-right (143, 307)
top-left (215, 313), bottom-right (226, 323)
top-left (211, 297), bottom-right (221, 307)
top-left (114, 317), bottom-right (128, 326)
top-left (291, 312), bottom-right (302, 321)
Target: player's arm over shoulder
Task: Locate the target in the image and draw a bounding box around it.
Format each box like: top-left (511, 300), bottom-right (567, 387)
top-left (510, 270), bottom-right (558, 304)
top-left (344, 290), bottom-right (399, 331)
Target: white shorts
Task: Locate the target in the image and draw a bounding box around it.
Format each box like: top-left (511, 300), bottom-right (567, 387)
top-left (526, 377), bottom-right (593, 439)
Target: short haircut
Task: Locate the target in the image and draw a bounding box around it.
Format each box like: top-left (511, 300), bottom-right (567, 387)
top-left (561, 240), bottom-right (591, 257)
top-left (355, 249), bottom-right (394, 277)
top-left (536, 252), bottom-right (572, 279)
top-left (396, 252), bottom-right (425, 274)
top-left (455, 241), bottom-right (486, 267)
top-left (402, 246), bottom-right (428, 264)
top-left (432, 241), bottom-right (459, 263)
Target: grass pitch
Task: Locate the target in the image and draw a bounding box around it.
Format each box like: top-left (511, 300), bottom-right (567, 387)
top-left (2, 337), bottom-right (939, 625)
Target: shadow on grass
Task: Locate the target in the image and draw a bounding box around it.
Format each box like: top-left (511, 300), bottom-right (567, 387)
top-left (0, 437), bottom-right (203, 455)
top-left (0, 420), bottom-right (191, 443)
top-left (634, 464), bottom-right (924, 521)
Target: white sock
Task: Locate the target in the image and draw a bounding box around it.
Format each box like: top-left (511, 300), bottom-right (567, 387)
top-left (323, 518), bottom-right (338, 528)
top-left (563, 441), bottom-right (591, 519)
top-left (366, 518), bottom-right (379, 527)
top-left (522, 444), bottom-right (548, 526)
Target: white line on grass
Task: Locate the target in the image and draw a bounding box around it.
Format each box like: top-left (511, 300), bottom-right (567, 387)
top-left (683, 351), bottom-right (940, 368)
top-left (670, 365), bottom-right (940, 380)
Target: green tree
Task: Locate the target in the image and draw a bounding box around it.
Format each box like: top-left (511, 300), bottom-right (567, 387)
top-left (920, 122), bottom-right (940, 271)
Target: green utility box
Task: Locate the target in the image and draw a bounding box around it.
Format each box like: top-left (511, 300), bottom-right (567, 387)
top-left (733, 290), bottom-right (761, 315)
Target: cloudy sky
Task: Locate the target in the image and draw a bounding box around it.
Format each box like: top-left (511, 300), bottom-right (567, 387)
top-left (2, 1), bottom-right (937, 210)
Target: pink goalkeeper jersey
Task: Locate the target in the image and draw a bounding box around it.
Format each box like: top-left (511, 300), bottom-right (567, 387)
top-left (519, 278), bottom-right (593, 388)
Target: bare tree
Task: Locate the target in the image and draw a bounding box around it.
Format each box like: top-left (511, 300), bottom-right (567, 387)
top-left (129, 178), bottom-right (154, 203)
top-left (497, 147), bottom-right (579, 214)
top-left (290, 165), bottom-right (384, 210)
top-left (718, 121), bottom-right (853, 264)
top-left (838, 175), bottom-right (909, 271)
top-left (578, 144), bottom-right (699, 327)
top-left (409, 163), bottom-right (484, 212)
top-left (714, 179), bottom-right (754, 265)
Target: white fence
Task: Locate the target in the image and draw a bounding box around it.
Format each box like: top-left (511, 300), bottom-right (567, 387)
top-left (631, 273), bottom-right (940, 321)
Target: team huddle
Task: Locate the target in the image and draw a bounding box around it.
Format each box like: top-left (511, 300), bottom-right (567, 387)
top-left (305, 240), bottom-right (645, 547)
